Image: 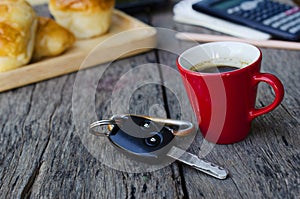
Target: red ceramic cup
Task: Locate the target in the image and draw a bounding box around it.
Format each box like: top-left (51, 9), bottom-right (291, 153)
top-left (177, 42), bottom-right (284, 144)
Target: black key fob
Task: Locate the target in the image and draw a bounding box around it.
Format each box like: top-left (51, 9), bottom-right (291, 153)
top-left (90, 114), bottom-right (194, 164)
top-left (108, 115), bottom-right (175, 162)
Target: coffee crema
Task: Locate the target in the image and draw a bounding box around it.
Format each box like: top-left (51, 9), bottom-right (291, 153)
top-left (189, 65), bottom-right (240, 73)
top-left (189, 58), bottom-right (249, 73)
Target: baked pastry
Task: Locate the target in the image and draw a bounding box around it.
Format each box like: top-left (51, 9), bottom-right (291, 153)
top-left (49, 0), bottom-right (115, 39)
top-left (0, 0), bottom-right (38, 72)
top-left (32, 16), bottom-right (76, 61)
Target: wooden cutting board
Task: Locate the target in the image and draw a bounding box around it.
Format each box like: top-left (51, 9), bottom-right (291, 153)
top-left (0, 10), bottom-right (157, 92)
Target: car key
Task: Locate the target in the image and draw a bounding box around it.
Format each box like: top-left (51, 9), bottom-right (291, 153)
top-left (90, 114), bottom-right (191, 160)
top-left (90, 114), bottom-right (228, 179)
top-left (167, 146), bottom-right (228, 179)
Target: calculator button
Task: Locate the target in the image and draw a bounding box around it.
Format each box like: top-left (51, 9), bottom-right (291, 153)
top-left (280, 18), bottom-right (300, 31)
top-left (289, 25), bottom-right (300, 34)
top-left (263, 13), bottom-right (286, 25)
top-left (248, 15), bottom-right (257, 20)
top-left (234, 11), bottom-right (244, 16)
top-left (240, 12), bottom-right (250, 18)
top-left (240, 1), bottom-right (258, 11)
top-left (227, 8), bottom-right (234, 14)
top-left (227, 6), bottom-right (240, 14)
top-left (294, 12), bottom-right (300, 18)
top-left (269, 9), bottom-right (284, 17)
top-left (272, 22), bottom-right (281, 28)
top-left (272, 16), bottom-right (294, 28)
top-left (287, 11), bottom-right (300, 20)
top-left (261, 13), bottom-right (269, 20)
top-left (255, 17), bottom-right (262, 22)
top-left (280, 12), bottom-right (300, 28)
top-left (280, 5), bottom-right (293, 12)
top-left (234, 7), bottom-right (240, 12)
top-left (260, 9), bottom-right (269, 14)
top-left (285, 7), bottom-right (300, 15)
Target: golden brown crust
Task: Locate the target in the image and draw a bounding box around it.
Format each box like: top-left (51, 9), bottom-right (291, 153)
top-left (49, 0), bottom-right (114, 11)
top-left (33, 17), bottom-right (76, 61)
top-left (0, 0), bottom-right (37, 72)
top-left (0, 23), bottom-right (23, 57)
top-left (49, 0), bottom-right (115, 39)
top-left (0, 1), bottom-right (35, 57)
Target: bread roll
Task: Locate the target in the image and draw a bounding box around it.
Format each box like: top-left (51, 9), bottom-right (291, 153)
top-left (49, 0), bottom-right (115, 39)
top-left (0, 0), bottom-right (38, 72)
top-left (32, 17), bottom-right (76, 61)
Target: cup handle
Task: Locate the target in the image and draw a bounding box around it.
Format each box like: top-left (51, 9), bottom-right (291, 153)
top-left (249, 73), bottom-right (284, 120)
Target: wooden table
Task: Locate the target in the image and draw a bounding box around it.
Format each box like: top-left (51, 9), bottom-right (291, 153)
top-left (1, 1), bottom-right (299, 198)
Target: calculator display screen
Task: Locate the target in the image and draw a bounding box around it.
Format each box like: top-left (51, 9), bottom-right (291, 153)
top-left (212, 0), bottom-right (242, 10)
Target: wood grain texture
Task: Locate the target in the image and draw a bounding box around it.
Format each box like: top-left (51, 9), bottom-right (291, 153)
top-left (0, 52), bottom-right (186, 198)
top-left (151, 1), bottom-right (300, 198)
top-left (0, 0), bottom-right (299, 198)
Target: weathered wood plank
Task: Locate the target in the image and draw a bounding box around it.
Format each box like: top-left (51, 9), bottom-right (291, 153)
top-left (151, 1), bottom-right (300, 198)
top-left (0, 3), bottom-right (190, 198)
top-left (0, 51), bottom-right (187, 198)
top-left (1, 1), bottom-right (299, 198)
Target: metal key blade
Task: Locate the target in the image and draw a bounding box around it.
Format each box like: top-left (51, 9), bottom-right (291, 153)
top-left (167, 147), bottom-right (228, 180)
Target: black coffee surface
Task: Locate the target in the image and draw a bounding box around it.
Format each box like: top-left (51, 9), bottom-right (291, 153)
top-left (190, 65), bottom-right (240, 73)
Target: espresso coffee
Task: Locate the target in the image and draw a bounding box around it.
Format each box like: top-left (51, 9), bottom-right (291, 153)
top-left (189, 58), bottom-right (248, 73)
top-left (190, 65), bottom-right (240, 73)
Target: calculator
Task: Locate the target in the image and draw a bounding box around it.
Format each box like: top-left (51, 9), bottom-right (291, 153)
top-left (192, 0), bottom-right (300, 41)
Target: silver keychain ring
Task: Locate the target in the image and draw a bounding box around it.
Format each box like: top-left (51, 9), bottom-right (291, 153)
top-left (90, 119), bottom-right (115, 137)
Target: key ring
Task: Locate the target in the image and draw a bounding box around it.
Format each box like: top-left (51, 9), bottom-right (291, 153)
top-left (90, 115), bottom-right (128, 136)
top-left (90, 114), bottom-right (195, 137)
top-left (90, 119), bottom-right (116, 137)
